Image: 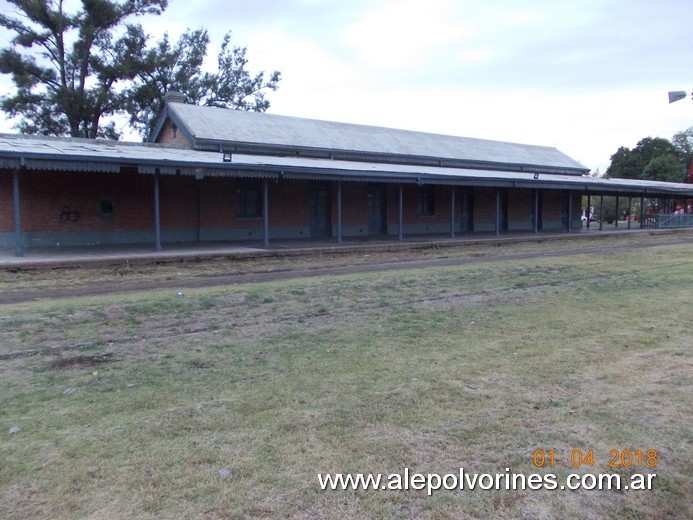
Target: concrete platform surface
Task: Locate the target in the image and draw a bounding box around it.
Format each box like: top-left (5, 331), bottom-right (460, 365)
top-left (0, 228), bottom-right (688, 269)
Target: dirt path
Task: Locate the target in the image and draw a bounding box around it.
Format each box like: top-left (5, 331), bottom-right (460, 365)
top-left (0, 237), bottom-right (689, 305)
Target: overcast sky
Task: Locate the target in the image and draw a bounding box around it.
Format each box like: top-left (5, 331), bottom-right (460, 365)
top-left (1, 0), bottom-right (692, 173)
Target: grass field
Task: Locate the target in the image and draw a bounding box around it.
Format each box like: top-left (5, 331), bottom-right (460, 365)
top-left (1, 237), bottom-right (691, 519)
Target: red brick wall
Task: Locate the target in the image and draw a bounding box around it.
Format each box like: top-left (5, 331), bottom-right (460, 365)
top-left (10, 169), bottom-right (154, 233)
top-left (508, 189), bottom-right (532, 230)
top-left (336, 183), bottom-right (369, 227)
top-left (2, 171), bottom-right (318, 239)
top-left (199, 177), bottom-right (236, 229)
top-left (385, 184), bottom-right (455, 228)
top-left (473, 188), bottom-right (496, 226)
top-left (198, 178), bottom-right (312, 229)
top-left (430, 185), bottom-right (454, 223)
top-left (159, 174), bottom-right (200, 230)
top-left (1, 167), bottom-right (590, 245)
top-left (0, 170), bottom-right (12, 233)
top-left (269, 180), bottom-right (309, 227)
top-left (155, 118), bottom-right (193, 147)
top-left (541, 190), bottom-right (563, 228)
top-left (335, 183), bottom-right (453, 232)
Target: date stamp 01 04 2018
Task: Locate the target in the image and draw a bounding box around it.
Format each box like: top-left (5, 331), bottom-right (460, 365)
top-left (532, 449), bottom-right (659, 470)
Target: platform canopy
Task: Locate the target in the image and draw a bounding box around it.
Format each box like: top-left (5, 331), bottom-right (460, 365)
top-left (1, 132), bottom-right (693, 198)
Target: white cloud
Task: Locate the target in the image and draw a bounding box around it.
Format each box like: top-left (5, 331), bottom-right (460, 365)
top-left (457, 48), bottom-right (494, 63)
top-left (341, 0), bottom-right (470, 69)
top-left (500, 9), bottom-right (547, 27)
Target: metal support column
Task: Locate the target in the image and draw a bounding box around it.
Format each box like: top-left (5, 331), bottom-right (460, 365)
top-left (586, 194), bottom-right (591, 230)
top-left (12, 169), bottom-right (23, 257)
top-left (398, 185), bottom-right (404, 241)
top-left (615, 195), bottom-right (619, 228)
top-left (533, 189), bottom-right (539, 234)
top-left (153, 170), bottom-right (162, 252)
top-left (450, 187), bottom-right (455, 239)
top-left (640, 194), bottom-right (645, 229)
top-left (263, 179), bottom-right (270, 248)
top-left (599, 195), bottom-right (604, 231)
top-left (627, 197), bottom-right (632, 230)
top-left (336, 181), bottom-right (343, 244)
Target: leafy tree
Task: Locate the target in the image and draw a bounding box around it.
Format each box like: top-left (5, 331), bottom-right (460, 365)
top-left (125, 28), bottom-right (209, 138)
top-left (606, 136), bottom-right (686, 182)
top-left (127, 30), bottom-right (282, 139)
top-left (604, 196), bottom-right (618, 223)
top-left (606, 146), bottom-right (640, 179)
top-left (642, 154), bottom-right (686, 182)
top-left (672, 127), bottom-right (693, 182)
top-left (0, 0), bottom-right (168, 139)
top-left (205, 33), bottom-right (281, 112)
top-left (672, 127), bottom-right (693, 161)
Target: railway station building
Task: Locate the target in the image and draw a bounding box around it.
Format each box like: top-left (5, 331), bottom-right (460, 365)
top-left (2, 95), bottom-right (693, 254)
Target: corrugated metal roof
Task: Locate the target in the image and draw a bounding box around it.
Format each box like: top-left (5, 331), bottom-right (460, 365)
top-left (165, 103), bottom-right (588, 173)
top-left (0, 133), bottom-right (227, 174)
top-left (0, 134), bottom-right (210, 165)
top-left (1, 133), bottom-right (692, 196)
top-left (229, 154), bottom-right (693, 195)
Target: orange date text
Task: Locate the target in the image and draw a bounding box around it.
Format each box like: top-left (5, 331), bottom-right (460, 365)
top-left (532, 449), bottom-right (658, 469)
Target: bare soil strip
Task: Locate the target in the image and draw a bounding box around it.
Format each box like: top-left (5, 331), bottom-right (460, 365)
top-left (0, 237), bottom-right (688, 305)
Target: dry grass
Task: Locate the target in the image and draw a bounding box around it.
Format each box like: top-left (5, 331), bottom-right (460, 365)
top-left (0, 237), bottom-right (691, 519)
